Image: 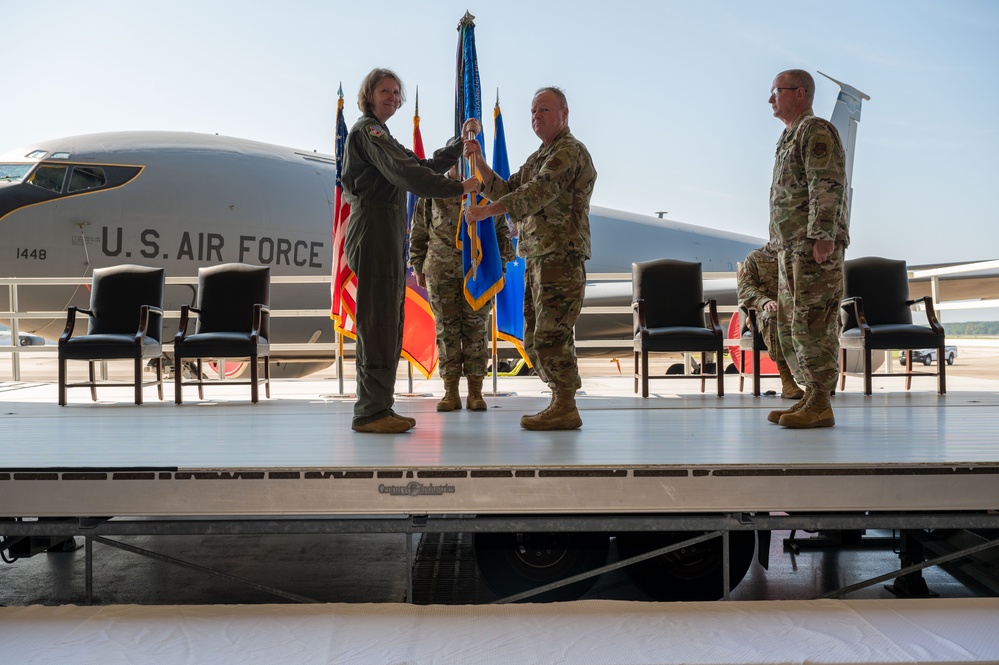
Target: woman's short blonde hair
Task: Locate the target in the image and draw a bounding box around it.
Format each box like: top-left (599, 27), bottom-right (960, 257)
top-left (357, 68), bottom-right (405, 114)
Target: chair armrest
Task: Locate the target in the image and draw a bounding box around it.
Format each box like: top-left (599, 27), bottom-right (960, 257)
top-left (740, 304), bottom-right (762, 336)
top-left (58, 306), bottom-right (89, 346)
top-left (251, 304), bottom-right (271, 340)
top-left (704, 299), bottom-right (722, 337)
top-left (910, 295), bottom-right (945, 334)
top-left (632, 299), bottom-right (649, 338)
top-left (174, 305), bottom-right (192, 344)
top-left (134, 305), bottom-right (164, 344)
top-left (841, 296), bottom-right (872, 335)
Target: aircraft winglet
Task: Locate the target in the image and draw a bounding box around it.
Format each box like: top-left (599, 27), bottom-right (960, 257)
top-left (818, 71), bottom-right (870, 195)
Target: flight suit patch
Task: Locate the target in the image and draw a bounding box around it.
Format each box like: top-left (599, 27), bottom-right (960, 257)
top-left (812, 142), bottom-right (827, 158)
top-left (368, 125), bottom-right (386, 138)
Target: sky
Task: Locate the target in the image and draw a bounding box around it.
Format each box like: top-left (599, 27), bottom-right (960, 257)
top-left (3, 0), bottom-right (997, 274)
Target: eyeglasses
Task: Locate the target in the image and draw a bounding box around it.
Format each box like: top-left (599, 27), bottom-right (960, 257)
top-left (770, 87), bottom-right (799, 97)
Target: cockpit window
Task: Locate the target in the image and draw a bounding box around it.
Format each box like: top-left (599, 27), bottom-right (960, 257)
top-left (49, 152), bottom-right (71, 160)
top-left (0, 163), bottom-right (34, 182)
top-left (27, 165), bottom-right (68, 192)
top-left (26, 150), bottom-right (47, 159)
top-left (67, 166), bottom-right (107, 193)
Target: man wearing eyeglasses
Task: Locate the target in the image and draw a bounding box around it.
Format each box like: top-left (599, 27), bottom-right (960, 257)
top-left (766, 69), bottom-right (850, 428)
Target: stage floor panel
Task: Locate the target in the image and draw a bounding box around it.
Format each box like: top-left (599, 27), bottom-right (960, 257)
top-left (2, 375), bottom-right (998, 516)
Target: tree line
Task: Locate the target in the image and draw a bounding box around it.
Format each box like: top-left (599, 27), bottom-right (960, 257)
top-left (945, 321), bottom-right (999, 336)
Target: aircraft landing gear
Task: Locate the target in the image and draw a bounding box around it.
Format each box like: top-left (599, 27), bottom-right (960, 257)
top-left (473, 531), bottom-right (610, 602)
top-left (615, 530), bottom-right (756, 601)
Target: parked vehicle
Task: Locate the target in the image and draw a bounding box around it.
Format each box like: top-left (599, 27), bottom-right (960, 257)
top-left (899, 347), bottom-right (957, 366)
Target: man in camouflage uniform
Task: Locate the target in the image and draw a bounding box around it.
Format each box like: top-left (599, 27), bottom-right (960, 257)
top-left (738, 243), bottom-right (804, 399)
top-left (465, 87), bottom-right (597, 430)
top-left (410, 166), bottom-right (514, 412)
top-left (767, 69), bottom-right (850, 428)
top-left (342, 68), bottom-right (481, 434)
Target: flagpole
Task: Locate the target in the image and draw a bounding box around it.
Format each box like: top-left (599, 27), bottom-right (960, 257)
top-left (458, 11), bottom-right (479, 281)
top-left (337, 333), bottom-right (344, 395)
top-left (332, 80), bottom-right (354, 398)
top-left (411, 85), bottom-right (421, 394)
top-left (491, 296), bottom-right (498, 394)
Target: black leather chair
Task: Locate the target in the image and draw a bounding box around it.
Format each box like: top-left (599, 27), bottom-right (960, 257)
top-left (57, 265), bottom-right (165, 405)
top-left (633, 258), bottom-right (724, 397)
top-left (839, 256), bottom-right (946, 395)
top-left (174, 264), bottom-right (271, 403)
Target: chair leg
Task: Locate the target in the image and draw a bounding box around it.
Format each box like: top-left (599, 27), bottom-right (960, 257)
top-left (634, 351), bottom-right (639, 394)
top-left (175, 356), bottom-right (183, 404)
top-left (699, 352), bottom-right (706, 393)
top-left (863, 348), bottom-right (873, 396)
top-left (264, 357), bottom-right (271, 399)
top-left (738, 350), bottom-right (745, 393)
top-left (196, 359), bottom-right (204, 401)
top-left (89, 362), bottom-right (97, 402)
top-left (938, 346), bottom-right (946, 395)
top-left (58, 357), bottom-right (67, 406)
top-left (905, 349), bottom-right (912, 391)
top-left (716, 350), bottom-right (724, 397)
top-left (641, 351), bottom-right (649, 398)
top-left (156, 357), bottom-right (164, 401)
top-left (134, 357), bottom-right (144, 405)
top-left (752, 349), bottom-right (761, 397)
top-left (839, 348), bottom-right (847, 392)
top-left (250, 355), bottom-right (259, 403)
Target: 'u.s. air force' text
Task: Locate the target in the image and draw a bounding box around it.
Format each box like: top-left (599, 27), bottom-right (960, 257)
top-left (101, 226), bottom-right (325, 268)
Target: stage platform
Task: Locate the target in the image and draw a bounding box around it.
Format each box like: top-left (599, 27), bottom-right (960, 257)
top-left (2, 372), bottom-right (999, 518)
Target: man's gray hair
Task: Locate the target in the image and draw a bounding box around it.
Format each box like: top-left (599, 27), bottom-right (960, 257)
top-left (780, 69), bottom-right (815, 106)
top-left (534, 86), bottom-right (568, 109)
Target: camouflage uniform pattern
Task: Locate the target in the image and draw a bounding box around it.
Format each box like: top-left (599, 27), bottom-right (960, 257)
top-left (737, 246), bottom-right (787, 366)
top-left (483, 127), bottom-right (596, 392)
top-left (341, 113), bottom-right (464, 426)
top-left (409, 194), bottom-right (514, 377)
top-left (769, 110), bottom-right (850, 391)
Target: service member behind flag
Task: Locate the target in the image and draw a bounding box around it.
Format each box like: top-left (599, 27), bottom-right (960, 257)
top-left (341, 68), bottom-right (481, 434)
top-left (410, 163), bottom-right (513, 413)
top-left (737, 243), bottom-right (805, 400)
top-left (401, 92), bottom-right (442, 380)
top-left (464, 86), bottom-right (596, 431)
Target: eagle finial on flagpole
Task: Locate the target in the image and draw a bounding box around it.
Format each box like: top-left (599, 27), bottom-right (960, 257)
top-left (459, 10), bottom-right (475, 28)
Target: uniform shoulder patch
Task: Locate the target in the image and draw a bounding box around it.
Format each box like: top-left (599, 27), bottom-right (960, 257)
top-left (368, 124), bottom-right (386, 139)
top-left (812, 142), bottom-right (828, 158)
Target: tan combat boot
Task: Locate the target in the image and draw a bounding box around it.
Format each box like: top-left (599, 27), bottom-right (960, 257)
top-left (437, 376), bottom-right (462, 412)
top-left (466, 375), bottom-right (487, 411)
top-left (767, 385), bottom-right (812, 424)
top-left (351, 415), bottom-right (413, 433)
top-left (779, 388), bottom-right (834, 428)
top-left (520, 394), bottom-right (556, 428)
top-left (390, 410), bottom-right (416, 427)
top-left (776, 360), bottom-right (805, 400)
top-left (521, 390), bottom-right (583, 431)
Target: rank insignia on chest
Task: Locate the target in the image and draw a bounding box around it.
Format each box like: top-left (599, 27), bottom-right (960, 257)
top-left (368, 125), bottom-right (386, 138)
top-left (812, 142), bottom-right (828, 158)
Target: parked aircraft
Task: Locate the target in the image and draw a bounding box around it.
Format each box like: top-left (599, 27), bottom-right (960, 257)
top-left (0, 131), bottom-right (763, 376)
